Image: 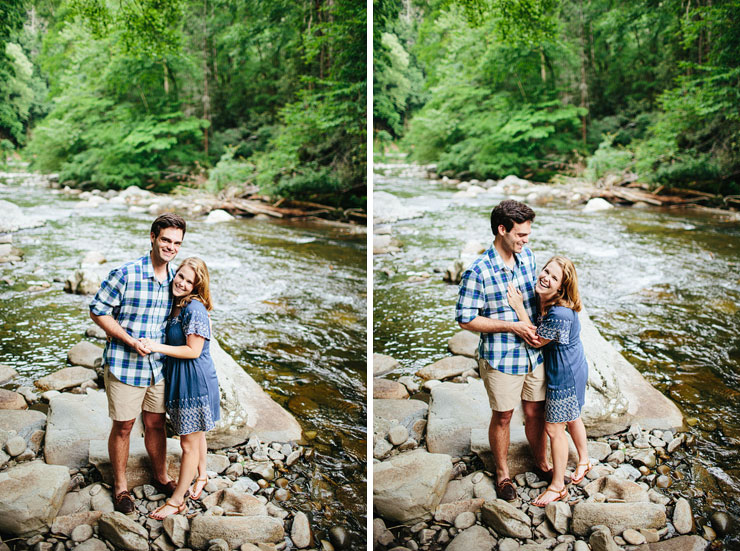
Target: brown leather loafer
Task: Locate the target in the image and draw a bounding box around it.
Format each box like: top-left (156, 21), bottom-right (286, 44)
top-left (114, 490), bottom-right (135, 514)
top-left (495, 478), bottom-right (517, 501)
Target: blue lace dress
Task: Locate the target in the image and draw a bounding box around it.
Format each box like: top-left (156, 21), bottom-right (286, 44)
top-left (164, 299), bottom-right (220, 435)
top-left (536, 305), bottom-right (588, 423)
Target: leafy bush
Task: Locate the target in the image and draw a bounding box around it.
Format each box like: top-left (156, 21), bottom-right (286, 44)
top-left (585, 135), bottom-right (634, 182)
top-left (206, 148), bottom-right (255, 193)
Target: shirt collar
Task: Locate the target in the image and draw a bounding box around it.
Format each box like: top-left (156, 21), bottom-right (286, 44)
top-left (487, 242), bottom-right (523, 272)
top-left (142, 253), bottom-right (176, 283)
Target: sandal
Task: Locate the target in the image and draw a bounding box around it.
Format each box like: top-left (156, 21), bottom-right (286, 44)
top-left (571, 460), bottom-right (593, 484)
top-left (148, 500), bottom-right (186, 520)
top-left (190, 476), bottom-right (208, 500)
top-left (532, 485), bottom-right (568, 507)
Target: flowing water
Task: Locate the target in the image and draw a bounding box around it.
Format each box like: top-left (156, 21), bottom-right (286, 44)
top-left (0, 174), bottom-right (367, 545)
top-left (374, 161), bottom-right (740, 546)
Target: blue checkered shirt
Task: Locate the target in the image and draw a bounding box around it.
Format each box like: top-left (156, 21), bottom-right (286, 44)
top-left (455, 244), bottom-right (543, 374)
top-left (89, 254), bottom-right (175, 387)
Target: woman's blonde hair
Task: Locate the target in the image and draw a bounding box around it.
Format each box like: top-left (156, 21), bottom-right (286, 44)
top-left (545, 255), bottom-right (582, 312)
top-left (174, 257), bottom-right (213, 311)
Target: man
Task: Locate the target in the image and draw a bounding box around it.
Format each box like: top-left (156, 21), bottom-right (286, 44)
top-left (456, 199), bottom-right (553, 501)
top-left (90, 213), bottom-right (186, 513)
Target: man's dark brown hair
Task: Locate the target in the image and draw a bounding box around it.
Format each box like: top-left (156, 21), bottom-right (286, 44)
top-left (151, 213), bottom-right (187, 238)
top-left (490, 200), bottom-right (535, 235)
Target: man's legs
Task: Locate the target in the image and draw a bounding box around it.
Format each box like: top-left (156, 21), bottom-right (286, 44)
top-left (522, 399), bottom-right (550, 471)
top-left (488, 409), bottom-right (514, 484)
top-left (109, 419), bottom-right (136, 496)
top-left (142, 411), bottom-right (171, 485)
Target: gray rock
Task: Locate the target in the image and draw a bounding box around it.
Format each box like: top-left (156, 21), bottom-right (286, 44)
top-left (447, 331), bottom-right (479, 358)
top-left (0, 365), bottom-right (18, 385)
top-left (374, 353), bottom-right (400, 377)
top-left (397, 375), bottom-right (420, 394)
top-left (67, 342), bottom-right (105, 369)
top-left (374, 399), bottom-right (428, 443)
top-left (446, 525), bottom-right (496, 551)
top-left (0, 389), bottom-right (25, 410)
top-left (571, 502), bottom-right (666, 536)
top-left (89, 486), bottom-right (114, 512)
top-left (673, 497), bottom-right (693, 534)
top-left (667, 435), bottom-right (684, 453)
top-left (481, 499), bottom-right (533, 539)
top-left (35, 366), bottom-right (97, 392)
top-left (163, 514), bottom-right (189, 547)
top-left (0, 200), bottom-right (44, 232)
top-left (0, 461), bottom-right (70, 536)
top-left (426, 380), bottom-right (490, 457)
top-left (98, 512), bottom-right (149, 551)
top-left (5, 435), bottom-right (26, 456)
top-left (587, 441), bottom-right (612, 462)
top-left (205, 453), bottom-right (230, 474)
top-left (454, 511), bottom-right (476, 529)
top-left (434, 498), bottom-right (485, 523)
top-left (589, 525), bottom-right (620, 551)
top-left (0, 409), bottom-right (46, 440)
top-left (71, 524), bottom-right (94, 542)
top-left (545, 501), bottom-right (572, 534)
top-left (15, 386), bottom-right (38, 404)
top-left (637, 535), bottom-right (709, 550)
top-left (613, 463), bottom-right (641, 481)
top-left (85, 325), bottom-right (108, 340)
top-left (50, 512), bottom-right (103, 537)
top-left (374, 449), bottom-right (453, 524)
top-left (73, 539), bottom-right (108, 551)
top-left (64, 269), bottom-right (102, 295)
top-left (291, 511), bottom-right (312, 549)
top-left (188, 515), bottom-right (284, 549)
top-left (89, 437), bottom-right (181, 487)
top-left (582, 476), bottom-right (649, 502)
top-left (373, 378), bottom-right (409, 399)
top-left (416, 356), bottom-right (477, 381)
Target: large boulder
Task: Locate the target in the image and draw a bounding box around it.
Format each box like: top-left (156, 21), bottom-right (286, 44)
top-left (481, 499), bottom-right (533, 539)
top-left (373, 191), bottom-right (423, 224)
top-left (373, 353), bottom-right (400, 377)
top-left (98, 512), bottom-right (149, 551)
top-left (374, 449), bottom-right (453, 524)
top-left (571, 502), bottom-right (666, 536)
top-left (0, 200), bottom-right (45, 233)
top-left (0, 461), bottom-right (71, 536)
top-left (416, 356), bottom-right (477, 381)
top-left (0, 389), bottom-right (27, 410)
top-left (201, 489), bottom-right (267, 516)
top-left (426, 379), bottom-right (490, 457)
top-left (209, 338), bottom-right (301, 447)
top-left (188, 516), bottom-right (284, 549)
top-left (64, 269), bottom-right (102, 295)
top-left (447, 331), bottom-right (479, 358)
top-left (89, 437), bottom-right (181, 487)
top-left (0, 409), bottom-right (46, 440)
top-left (35, 366), bottom-right (98, 392)
top-left (0, 365), bottom-right (18, 385)
top-left (373, 399), bottom-right (428, 443)
top-left (579, 308), bottom-right (683, 434)
top-left (67, 341), bottom-right (105, 369)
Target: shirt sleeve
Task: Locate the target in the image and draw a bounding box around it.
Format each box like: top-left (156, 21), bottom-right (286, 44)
top-left (181, 301), bottom-right (211, 340)
top-left (89, 268), bottom-right (125, 317)
top-left (536, 307), bottom-right (572, 344)
top-left (455, 268), bottom-right (485, 324)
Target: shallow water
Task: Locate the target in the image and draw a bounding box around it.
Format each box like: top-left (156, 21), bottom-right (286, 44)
top-left (374, 162), bottom-right (740, 546)
top-left (0, 175), bottom-right (367, 545)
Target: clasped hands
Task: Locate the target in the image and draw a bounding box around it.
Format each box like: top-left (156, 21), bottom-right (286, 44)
top-left (134, 338), bottom-right (158, 356)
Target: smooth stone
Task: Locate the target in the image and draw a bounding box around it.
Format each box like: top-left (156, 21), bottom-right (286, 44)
top-left (5, 435), bottom-right (26, 456)
top-left (98, 512), bottom-right (148, 551)
top-left (188, 515), bottom-right (284, 549)
top-left (85, 325), bottom-right (107, 340)
top-left (481, 499), bottom-right (532, 539)
top-left (373, 353), bottom-right (400, 377)
top-left (71, 524), bottom-right (94, 542)
top-left (290, 511), bottom-right (312, 549)
top-left (206, 453), bottom-right (230, 474)
top-left (622, 528), bottom-right (645, 545)
top-left (35, 366), bottom-right (97, 391)
top-left (374, 378), bottom-right (409, 399)
top-left (673, 497), bottom-right (693, 534)
top-left (0, 366), bottom-right (18, 385)
top-left (74, 539), bottom-right (108, 551)
top-left (583, 198), bottom-right (614, 212)
top-left (587, 441), bottom-right (612, 462)
top-left (709, 511), bottom-right (731, 536)
top-left (447, 331), bottom-right (479, 358)
top-left (655, 474), bottom-right (672, 488)
top-left (639, 528), bottom-right (660, 543)
top-left (446, 525), bottom-right (496, 551)
top-left (454, 511), bottom-right (476, 530)
top-left (667, 436), bottom-right (684, 453)
top-left (571, 502), bottom-right (666, 536)
top-left (416, 356), bottom-right (477, 381)
top-left (204, 209), bottom-right (234, 223)
top-left (328, 525), bottom-right (350, 550)
top-left (0, 389), bottom-right (26, 410)
top-left (388, 424), bottom-right (409, 446)
top-left (637, 535), bottom-right (711, 550)
top-left (606, 449), bottom-right (625, 464)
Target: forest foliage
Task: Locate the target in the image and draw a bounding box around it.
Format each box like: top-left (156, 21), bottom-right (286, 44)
top-left (374, 0), bottom-right (740, 196)
top-left (1, 0), bottom-right (366, 210)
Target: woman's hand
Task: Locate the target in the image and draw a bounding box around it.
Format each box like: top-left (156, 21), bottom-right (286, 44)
top-left (138, 338), bottom-right (160, 353)
top-left (507, 282), bottom-right (524, 311)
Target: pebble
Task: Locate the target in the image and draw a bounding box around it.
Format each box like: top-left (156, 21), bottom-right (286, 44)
top-left (622, 529), bottom-right (645, 545)
top-left (655, 474), bottom-right (672, 488)
top-left (329, 526), bottom-right (350, 549)
top-left (454, 512), bottom-right (476, 530)
top-left (710, 511), bottom-right (731, 536)
top-left (388, 424), bottom-right (409, 446)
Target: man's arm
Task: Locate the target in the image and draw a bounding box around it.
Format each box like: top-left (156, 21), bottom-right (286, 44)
top-left (90, 312), bottom-right (151, 356)
top-left (459, 316), bottom-right (539, 346)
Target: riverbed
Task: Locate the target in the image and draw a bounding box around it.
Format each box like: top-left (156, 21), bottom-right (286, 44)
top-left (373, 161), bottom-right (740, 547)
top-left (0, 173), bottom-right (367, 545)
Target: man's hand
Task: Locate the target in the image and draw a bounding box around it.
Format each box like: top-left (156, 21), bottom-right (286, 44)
top-left (512, 321), bottom-right (539, 346)
top-left (133, 340), bottom-right (151, 357)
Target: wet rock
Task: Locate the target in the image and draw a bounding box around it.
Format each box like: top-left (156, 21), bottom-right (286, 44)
top-left (64, 269), bottom-right (102, 295)
top-left (0, 389), bottom-right (26, 410)
top-left (583, 198), bottom-right (614, 212)
top-left (582, 476), bottom-right (649, 502)
top-left (0, 200), bottom-right (44, 232)
top-left (373, 353), bottom-right (400, 377)
top-left (571, 502), bottom-right (666, 536)
top-left (373, 191), bottom-right (423, 224)
top-left (205, 209), bottom-right (234, 224)
top-left (89, 437), bottom-right (181, 487)
top-left (81, 251), bottom-right (106, 265)
top-left (545, 501), bottom-right (572, 534)
top-left (709, 511), bottom-right (731, 536)
top-left (447, 331), bottom-right (479, 358)
top-left (98, 512), bottom-right (149, 551)
top-left (291, 511), bottom-right (312, 549)
top-left (328, 525), bottom-right (350, 550)
top-left (35, 366), bottom-right (97, 392)
top-left (673, 497), bottom-right (693, 534)
top-left (481, 499), bottom-right (533, 539)
top-left (163, 514), bottom-right (189, 547)
top-left (667, 435), bottom-right (684, 453)
top-left (589, 525), bottom-right (620, 551)
top-left (374, 449), bottom-right (453, 524)
top-left (655, 474), bottom-right (672, 488)
top-left (202, 489), bottom-right (267, 516)
top-left (0, 366), bottom-right (18, 385)
top-left (416, 356), bottom-right (477, 381)
top-left (640, 535), bottom-right (710, 550)
top-left (0, 461), bottom-right (70, 536)
top-left (434, 498), bottom-right (485, 523)
top-left (373, 378), bottom-right (409, 399)
top-left (50, 512), bottom-right (103, 537)
top-left (426, 380), bottom-right (490, 457)
top-left (373, 234), bottom-right (402, 254)
top-left (188, 515), bottom-right (284, 549)
top-left (446, 525), bottom-right (496, 551)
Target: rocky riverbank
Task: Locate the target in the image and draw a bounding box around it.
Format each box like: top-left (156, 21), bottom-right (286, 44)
top-left (372, 327), bottom-right (731, 551)
top-left (0, 329), bottom-right (352, 551)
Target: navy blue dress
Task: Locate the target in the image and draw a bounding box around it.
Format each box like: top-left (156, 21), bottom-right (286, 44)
top-left (164, 299), bottom-right (220, 435)
top-left (536, 306), bottom-right (588, 423)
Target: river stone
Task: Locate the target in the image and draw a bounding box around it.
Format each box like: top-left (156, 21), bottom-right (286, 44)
top-left (98, 512), bottom-right (149, 551)
top-left (0, 389), bottom-right (26, 410)
top-left (291, 511), bottom-right (312, 549)
top-left (589, 525), bottom-right (620, 551)
top-left (50, 512), bottom-right (103, 537)
top-left (426, 379), bottom-right (489, 457)
top-left (0, 409), bottom-right (46, 440)
top-left (45, 391), bottom-right (133, 468)
top-left (64, 269), bottom-right (102, 295)
top-left (0, 200), bottom-right (44, 232)
top-left (434, 498), bottom-right (485, 523)
top-left (81, 251), bottom-right (106, 265)
top-left (188, 515), bottom-right (284, 549)
top-left (481, 499), bottom-right (532, 538)
top-left (571, 502), bottom-right (666, 536)
top-left (73, 539), bottom-right (107, 551)
top-left (206, 453), bottom-right (230, 474)
top-left (0, 461), bottom-right (70, 536)
top-left (446, 525), bottom-right (495, 551)
top-left (583, 198), bottom-right (614, 212)
top-left (373, 353), bottom-right (400, 377)
top-left (163, 514), bottom-right (189, 547)
top-left (374, 449), bottom-right (453, 524)
top-left (68, 341), bottom-right (105, 369)
top-left (416, 356), bottom-right (477, 381)
top-left (587, 441), bottom-right (612, 461)
top-left (35, 366), bottom-right (97, 391)
top-left (583, 476), bottom-right (650, 502)
top-left (374, 399), bottom-right (428, 442)
top-left (545, 501), bottom-right (572, 534)
top-left (622, 528), bottom-right (646, 545)
top-left (709, 511), bottom-right (731, 536)
top-left (373, 191), bottom-right (423, 224)
top-left (204, 209), bottom-right (234, 224)
top-left (638, 535), bottom-right (709, 551)
top-left (71, 523), bottom-right (94, 542)
top-left (447, 331), bottom-right (479, 358)
top-left (5, 435), bottom-right (26, 456)
top-left (202, 489), bottom-right (267, 516)
top-left (373, 378), bottom-right (409, 399)
top-left (613, 463), bottom-right (641, 481)
top-left (578, 308), bottom-right (683, 435)
top-left (388, 424), bottom-right (409, 446)
top-left (673, 497), bottom-right (693, 534)
top-left (633, 449), bottom-right (656, 468)
top-left (0, 365), bottom-right (17, 385)
top-left (85, 325), bottom-right (107, 340)
top-left (209, 338), bottom-right (301, 446)
top-left (454, 511), bottom-right (476, 530)
top-left (89, 437), bottom-right (181, 487)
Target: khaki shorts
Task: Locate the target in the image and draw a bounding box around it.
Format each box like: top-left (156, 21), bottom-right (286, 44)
top-left (479, 358), bottom-right (546, 412)
top-left (104, 366), bottom-right (166, 421)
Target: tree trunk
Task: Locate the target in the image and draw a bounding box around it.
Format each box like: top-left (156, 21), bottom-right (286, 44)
top-left (202, 0), bottom-right (210, 157)
top-left (579, 0), bottom-right (589, 144)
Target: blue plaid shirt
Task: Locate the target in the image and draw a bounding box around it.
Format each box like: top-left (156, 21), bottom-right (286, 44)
top-left (89, 254), bottom-right (175, 387)
top-left (455, 244), bottom-right (543, 374)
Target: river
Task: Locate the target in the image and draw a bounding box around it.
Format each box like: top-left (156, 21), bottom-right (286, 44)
top-left (0, 173), bottom-right (367, 545)
top-left (373, 161), bottom-right (740, 547)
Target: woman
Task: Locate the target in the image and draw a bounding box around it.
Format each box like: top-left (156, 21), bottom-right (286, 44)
top-left (140, 257), bottom-right (220, 519)
top-left (508, 255), bottom-right (591, 506)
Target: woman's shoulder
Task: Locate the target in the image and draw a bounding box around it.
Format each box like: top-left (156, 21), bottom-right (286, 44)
top-left (185, 298), bottom-right (207, 312)
top-left (548, 305), bottom-right (576, 318)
